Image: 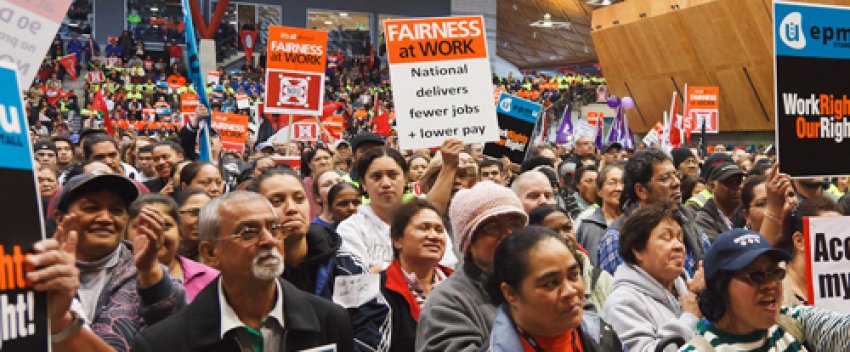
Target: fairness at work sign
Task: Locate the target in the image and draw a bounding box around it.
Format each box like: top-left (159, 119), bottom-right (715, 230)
top-left (264, 26), bottom-right (327, 116)
top-left (384, 16), bottom-right (499, 150)
top-left (774, 1), bottom-right (850, 177)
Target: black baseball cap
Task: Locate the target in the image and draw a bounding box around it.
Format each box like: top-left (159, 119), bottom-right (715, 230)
top-left (602, 142), bottom-right (622, 153)
top-left (704, 229), bottom-right (791, 280)
top-left (56, 172), bottom-right (140, 213)
top-left (350, 132), bottom-right (384, 153)
top-left (33, 140), bottom-right (57, 154)
top-left (708, 162), bottom-right (746, 182)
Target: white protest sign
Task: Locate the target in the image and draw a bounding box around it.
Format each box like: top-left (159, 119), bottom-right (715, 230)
top-left (804, 216), bottom-right (850, 313)
top-left (384, 16), bottom-right (498, 149)
top-left (574, 120), bottom-right (595, 138)
top-left (0, 0), bottom-right (73, 86)
top-left (299, 343), bottom-right (337, 352)
top-left (332, 273), bottom-right (381, 309)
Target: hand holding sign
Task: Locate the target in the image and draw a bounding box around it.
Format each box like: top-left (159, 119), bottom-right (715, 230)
top-left (332, 273), bottom-right (380, 309)
top-left (27, 215), bottom-right (79, 331)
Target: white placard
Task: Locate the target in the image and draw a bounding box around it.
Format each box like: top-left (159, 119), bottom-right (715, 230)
top-left (331, 273), bottom-right (380, 309)
top-left (0, 0), bottom-right (73, 86)
top-left (805, 216), bottom-right (850, 313)
top-left (385, 16), bottom-right (499, 149)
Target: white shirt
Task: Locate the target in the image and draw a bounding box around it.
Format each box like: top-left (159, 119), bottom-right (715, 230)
top-left (218, 279), bottom-right (285, 352)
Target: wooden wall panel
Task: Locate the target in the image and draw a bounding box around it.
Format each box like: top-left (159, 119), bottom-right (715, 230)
top-left (592, 0), bottom-right (850, 132)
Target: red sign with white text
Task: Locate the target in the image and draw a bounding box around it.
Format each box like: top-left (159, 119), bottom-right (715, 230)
top-left (683, 86), bottom-right (719, 133)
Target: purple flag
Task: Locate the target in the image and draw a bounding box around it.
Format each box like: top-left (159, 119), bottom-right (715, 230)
top-left (555, 104), bottom-right (573, 144)
top-left (621, 112), bottom-right (636, 149)
top-left (607, 107), bottom-right (622, 144)
top-left (594, 115), bottom-right (604, 150)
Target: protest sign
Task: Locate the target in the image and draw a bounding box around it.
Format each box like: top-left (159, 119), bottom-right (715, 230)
top-left (774, 1), bottom-right (850, 177)
top-left (483, 93), bottom-right (541, 164)
top-left (180, 93), bottom-right (199, 125)
top-left (683, 86), bottom-right (719, 133)
top-left (0, 62), bottom-right (49, 350)
top-left (0, 0), bottom-right (72, 85)
top-left (804, 216), bottom-right (850, 313)
top-left (236, 94), bottom-right (250, 109)
top-left (384, 16), bottom-right (499, 149)
top-left (211, 112), bottom-right (250, 153)
top-left (292, 121), bottom-right (319, 141)
top-left (264, 26), bottom-right (327, 116)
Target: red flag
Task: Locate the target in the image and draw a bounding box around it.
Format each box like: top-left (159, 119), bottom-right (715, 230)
top-left (321, 101), bottom-right (346, 117)
top-left (373, 112), bottom-right (391, 137)
top-left (58, 54), bottom-right (77, 80)
top-left (93, 89), bottom-right (114, 136)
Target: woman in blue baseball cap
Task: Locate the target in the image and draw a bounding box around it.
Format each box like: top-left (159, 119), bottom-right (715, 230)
top-left (680, 228), bottom-right (850, 351)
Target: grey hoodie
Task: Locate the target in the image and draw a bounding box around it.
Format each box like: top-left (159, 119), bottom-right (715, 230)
top-left (602, 263), bottom-right (698, 352)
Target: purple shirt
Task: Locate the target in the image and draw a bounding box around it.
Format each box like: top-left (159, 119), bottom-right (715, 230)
top-left (177, 255), bottom-right (219, 302)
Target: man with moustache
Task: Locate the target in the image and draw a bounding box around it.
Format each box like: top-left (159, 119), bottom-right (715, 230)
top-left (597, 148), bottom-right (711, 276)
top-left (131, 191), bottom-right (353, 352)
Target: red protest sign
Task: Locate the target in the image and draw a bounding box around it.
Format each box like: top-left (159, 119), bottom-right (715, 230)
top-left (264, 26), bottom-right (327, 116)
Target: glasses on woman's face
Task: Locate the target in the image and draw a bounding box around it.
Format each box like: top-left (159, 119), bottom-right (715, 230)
top-left (734, 267), bottom-right (786, 286)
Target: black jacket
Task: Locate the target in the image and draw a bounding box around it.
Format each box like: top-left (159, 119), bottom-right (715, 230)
top-left (131, 277), bottom-right (354, 352)
top-left (695, 198), bottom-right (744, 241)
top-left (284, 223), bottom-right (342, 298)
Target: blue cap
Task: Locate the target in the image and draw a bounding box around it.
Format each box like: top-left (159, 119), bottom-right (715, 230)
top-left (703, 229), bottom-right (791, 280)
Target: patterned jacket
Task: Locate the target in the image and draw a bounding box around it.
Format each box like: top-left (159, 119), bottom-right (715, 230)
top-left (86, 241), bottom-right (186, 351)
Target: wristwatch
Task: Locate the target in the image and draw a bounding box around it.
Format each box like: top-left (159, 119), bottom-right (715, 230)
top-left (51, 310), bottom-right (84, 344)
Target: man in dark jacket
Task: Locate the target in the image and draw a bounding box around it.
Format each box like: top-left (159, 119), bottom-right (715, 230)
top-left (132, 191), bottom-right (353, 352)
top-left (695, 162), bottom-right (746, 240)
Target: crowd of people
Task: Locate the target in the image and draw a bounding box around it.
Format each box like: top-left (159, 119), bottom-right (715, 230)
top-left (22, 30), bottom-right (850, 352)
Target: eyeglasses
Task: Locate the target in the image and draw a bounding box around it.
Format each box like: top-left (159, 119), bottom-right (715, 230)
top-left (225, 223), bottom-right (289, 243)
top-left (734, 267), bottom-right (786, 286)
top-left (179, 208), bottom-right (201, 218)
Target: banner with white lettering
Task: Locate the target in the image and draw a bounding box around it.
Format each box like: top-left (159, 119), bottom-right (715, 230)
top-left (211, 112), bottom-right (250, 154)
top-left (483, 93), bottom-right (541, 164)
top-left (0, 62), bottom-right (49, 350)
top-left (804, 216), bottom-right (850, 313)
top-left (0, 0), bottom-right (73, 86)
top-left (264, 26), bottom-right (327, 116)
top-left (774, 1), bottom-right (850, 176)
top-left (384, 16), bottom-right (499, 149)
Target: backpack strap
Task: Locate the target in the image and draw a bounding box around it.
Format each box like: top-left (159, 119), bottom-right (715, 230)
top-left (590, 265), bottom-right (603, 292)
top-left (684, 334), bottom-right (715, 352)
top-left (777, 313), bottom-right (806, 344)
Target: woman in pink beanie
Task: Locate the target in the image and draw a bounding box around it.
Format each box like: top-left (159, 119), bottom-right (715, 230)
top-left (415, 180), bottom-right (528, 351)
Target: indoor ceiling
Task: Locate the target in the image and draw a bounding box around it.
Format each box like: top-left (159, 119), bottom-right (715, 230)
top-left (497, 0), bottom-right (601, 69)
top-left (307, 10), bottom-right (371, 31)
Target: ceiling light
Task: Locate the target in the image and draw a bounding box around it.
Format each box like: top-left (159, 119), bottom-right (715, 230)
top-left (324, 20), bottom-right (333, 25)
top-left (584, 45), bottom-right (589, 53)
top-left (512, 3), bottom-right (518, 11)
top-left (339, 12), bottom-right (348, 17)
top-left (530, 13), bottom-right (571, 29)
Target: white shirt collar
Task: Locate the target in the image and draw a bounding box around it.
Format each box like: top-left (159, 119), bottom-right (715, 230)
top-left (218, 278), bottom-right (285, 339)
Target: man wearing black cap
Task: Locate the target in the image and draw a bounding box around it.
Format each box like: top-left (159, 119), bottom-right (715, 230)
top-left (34, 140), bottom-right (58, 168)
top-left (50, 172), bottom-right (185, 350)
top-left (600, 142), bottom-right (622, 169)
top-left (685, 152), bottom-right (734, 210)
top-left (695, 162), bottom-right (746, 240)
top-left (671, 147), bottom-right (698, 178)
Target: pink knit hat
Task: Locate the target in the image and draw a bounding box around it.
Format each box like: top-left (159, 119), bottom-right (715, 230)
top-left (449, 181), bottom-right (528, 254)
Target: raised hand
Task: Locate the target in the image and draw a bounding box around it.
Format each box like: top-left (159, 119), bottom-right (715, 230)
top-left (131, 206), bottom-right (166, 287)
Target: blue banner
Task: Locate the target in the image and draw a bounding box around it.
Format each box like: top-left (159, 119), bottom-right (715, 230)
top-left (495, 93), bottom-right (542, 123)
top-left (775, 1), bottom-right (850, 60)
top-left (0, 64), bottom-right (34, 170)
top-left (182, 0), bottom-right (213, 162)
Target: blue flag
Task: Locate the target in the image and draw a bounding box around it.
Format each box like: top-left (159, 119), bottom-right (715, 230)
top-left (182, 0), bottom-right (213, 162)
top-left (555, 104), bottom-right (573, 145)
